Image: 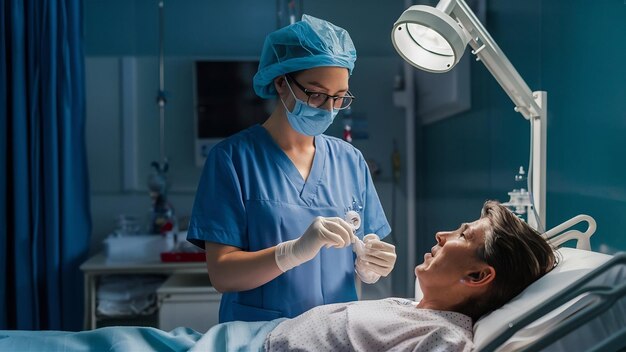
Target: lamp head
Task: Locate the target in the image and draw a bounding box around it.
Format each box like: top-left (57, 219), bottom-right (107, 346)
top-left (391, 5), bottom-right (469, 73)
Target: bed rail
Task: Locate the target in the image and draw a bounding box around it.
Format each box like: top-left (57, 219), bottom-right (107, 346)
top-left (589, 325), bottom-right (626, 352)
top-left (481, 252), bottom-right (626, 352)
top-left (543, 214), bottom-right (596, 250)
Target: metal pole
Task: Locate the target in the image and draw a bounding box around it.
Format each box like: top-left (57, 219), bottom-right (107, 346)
top-left (404, 0), bottom-right (417, 298)
top-left (532, 91), bottom-right (547, 230)
top-left (158, 0), bottom-right (166, 164)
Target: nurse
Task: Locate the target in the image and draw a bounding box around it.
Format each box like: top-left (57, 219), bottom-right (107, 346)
top-left (187, 14), bottom-right (396, 323)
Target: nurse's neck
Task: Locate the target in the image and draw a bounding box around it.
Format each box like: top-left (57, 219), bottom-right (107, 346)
top-left (263, 110), bottom-right (315, 153)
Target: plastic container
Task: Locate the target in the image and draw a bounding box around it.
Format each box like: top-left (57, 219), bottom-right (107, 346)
top-left (104, 234), bottom-right (174, 263)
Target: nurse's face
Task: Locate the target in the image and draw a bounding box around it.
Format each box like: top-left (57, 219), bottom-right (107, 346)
top-left (415, 218), bottom-right (490, 291)
top-left (280, 66), bottom-right (350, 111)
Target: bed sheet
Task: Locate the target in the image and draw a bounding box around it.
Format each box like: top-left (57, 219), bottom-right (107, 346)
top-left (190, 318), bottom-right (285, 352)
top-left (0, 326), bottom-right (201, 352)
top-left (0, 318), bottom-right (286, 352)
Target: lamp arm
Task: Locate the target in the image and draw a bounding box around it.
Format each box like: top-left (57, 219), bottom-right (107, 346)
top-left (448, 0), bottom-right (543, 120)
top-left (440, 0), bottom-right (547, 228)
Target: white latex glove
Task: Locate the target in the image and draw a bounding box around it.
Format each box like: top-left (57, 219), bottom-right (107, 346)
top-left (275, 216), bottom-right (354, 272)
top-left (355, 234), bottom-right (397, 284)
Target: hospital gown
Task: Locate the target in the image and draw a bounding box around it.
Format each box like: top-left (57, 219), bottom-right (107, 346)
top-left (264, 298), bottom-right (473, 352)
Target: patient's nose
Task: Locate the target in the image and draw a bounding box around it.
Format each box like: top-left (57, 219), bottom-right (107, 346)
top-left (435, 232), bottom-right (446, 245)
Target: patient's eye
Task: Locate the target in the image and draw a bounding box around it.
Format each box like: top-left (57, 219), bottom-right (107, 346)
top-left (458, 223), bottom-right (469, 239)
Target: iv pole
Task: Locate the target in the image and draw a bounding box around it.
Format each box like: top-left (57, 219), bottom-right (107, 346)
top-left (153, 0), bottom-right (168, 174)
top-left (147, 0), bottom-right (175, 235)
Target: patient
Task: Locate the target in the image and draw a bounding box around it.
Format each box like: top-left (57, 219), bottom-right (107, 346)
top-left (0, 201), bottom-right (555, 352)
top-left (258, 200), bottom-right (556, 351)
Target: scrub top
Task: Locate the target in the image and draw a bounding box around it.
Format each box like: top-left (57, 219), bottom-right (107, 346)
top-left (187, 124), bottom-right (391, 323)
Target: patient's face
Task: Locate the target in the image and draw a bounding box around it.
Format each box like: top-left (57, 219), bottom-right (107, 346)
top-left (415, 218), bottom-right (489, 290)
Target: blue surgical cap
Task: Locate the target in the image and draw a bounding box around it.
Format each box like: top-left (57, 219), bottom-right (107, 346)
top-left (253, 14), bottom-right (357, 99)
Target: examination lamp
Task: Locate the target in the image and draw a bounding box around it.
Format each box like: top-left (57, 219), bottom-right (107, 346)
top-left (391, 0), bottom-right (547, 230)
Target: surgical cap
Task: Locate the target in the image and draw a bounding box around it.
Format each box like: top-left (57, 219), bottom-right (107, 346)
top-left (253, 14), bottom-right (357, 99)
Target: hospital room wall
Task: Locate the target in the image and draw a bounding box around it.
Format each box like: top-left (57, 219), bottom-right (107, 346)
top-left (84, 0), bottom-right (411, 296)
top-left (540, 1), bottom-right (626, 253)
top-left (417, 0), bottom-right (626, 254)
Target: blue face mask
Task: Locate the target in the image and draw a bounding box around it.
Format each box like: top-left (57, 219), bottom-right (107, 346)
top-left (280, 81), bottom-right (338, 136)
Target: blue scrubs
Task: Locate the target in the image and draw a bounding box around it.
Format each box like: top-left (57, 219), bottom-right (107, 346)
top-left (188, 124), bottom-right (391, 323)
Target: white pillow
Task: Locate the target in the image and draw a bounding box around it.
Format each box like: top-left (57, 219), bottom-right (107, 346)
top-left (472, 247), bottom-right (614, 351)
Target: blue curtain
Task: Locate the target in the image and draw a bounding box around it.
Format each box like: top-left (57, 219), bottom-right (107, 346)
top-left (1, 0), bottom-right (91, 330)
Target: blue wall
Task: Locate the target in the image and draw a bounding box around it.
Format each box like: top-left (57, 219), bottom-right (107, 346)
top-left (418, 0), bottom-right (626, 254)
top-left (542, 1), bottom-right (626, 252)
top-left (84, 0), bottom-right (402, 57)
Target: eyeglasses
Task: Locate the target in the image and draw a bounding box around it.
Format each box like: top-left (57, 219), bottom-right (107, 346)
top-left (286, 75), bottom-right (355, 110)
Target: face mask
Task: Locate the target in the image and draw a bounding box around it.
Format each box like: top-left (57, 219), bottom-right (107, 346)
top-left (279, 80), bottom-right (338, 136)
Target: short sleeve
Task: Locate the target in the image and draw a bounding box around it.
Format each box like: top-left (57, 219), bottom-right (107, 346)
top-left (359, 153), bottom-right (391, 239)
top-left (187, 147), bottom-right (247, 250)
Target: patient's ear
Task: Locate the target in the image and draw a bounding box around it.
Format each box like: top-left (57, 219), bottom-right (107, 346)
top-left (461, 266), bottom-right (495, 288)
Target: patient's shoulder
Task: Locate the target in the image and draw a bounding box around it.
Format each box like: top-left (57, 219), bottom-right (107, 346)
top-left (413, 310), bottom-right (474, 351)
top-left (380, 297), bottom-right (416, 306)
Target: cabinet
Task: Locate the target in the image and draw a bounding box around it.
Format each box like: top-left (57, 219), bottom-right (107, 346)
top-left (157, 273), bottom-right (221, 332)
top-left (80, 253), bottom-right (210, 330)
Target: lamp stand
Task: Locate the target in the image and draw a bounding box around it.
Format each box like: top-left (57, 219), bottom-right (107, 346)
top-left (530, 91), bottom-right (547, 231)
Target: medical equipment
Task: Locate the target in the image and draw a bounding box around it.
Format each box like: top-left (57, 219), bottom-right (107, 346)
top-left (390, 139), bottom-right (401, 246)
top-left (349, 207), bottom-right (396, 284)
top-left (352, 238), bottom-right (367, 258)
top-left (343, 124), bottom-right (352, 143)
top-left (346, 211), bottom-right (385, 283)
top-left (147, 162), bottom-right (177, 234)
top-left (146, 0), bottom-right (177, 235)
top-left (345, 210), bottom-right (373, 283)
top-left (501, 166), bottom-right (533, 221)
top-left (391, 0), bottom-right (547, 230)
top-left (155, 0), bottom-right (168, 171)
top-left (345, 210), bottom-right (362, 232)
top-left (345, 210), bottom-right (367, 256)
top-left (338, 107), bottom-right (370, 141)
top-left (354, 236), bottom-right (379, 284)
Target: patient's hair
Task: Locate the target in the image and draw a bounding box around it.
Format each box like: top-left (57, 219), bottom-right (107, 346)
top-left (457, 200), bottom-right (555, 321)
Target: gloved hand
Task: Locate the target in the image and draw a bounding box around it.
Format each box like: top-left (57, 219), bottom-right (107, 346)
top-left (275, 216), bottom-right (354, 272)
top-left (355, 234), bottom-right (397, 284)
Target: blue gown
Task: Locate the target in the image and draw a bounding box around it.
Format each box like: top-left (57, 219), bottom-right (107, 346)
top-left (187, 124), bottom-right (390, 323)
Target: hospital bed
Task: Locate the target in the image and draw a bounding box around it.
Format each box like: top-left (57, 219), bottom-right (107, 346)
top-left (1, 215), bottom-right (624, 351)
top-left (466, 215), bottom-right (626, 351)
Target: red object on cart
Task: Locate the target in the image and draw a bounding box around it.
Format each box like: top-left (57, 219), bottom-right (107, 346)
top-left (160, 251), bottom-right (205, 262)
